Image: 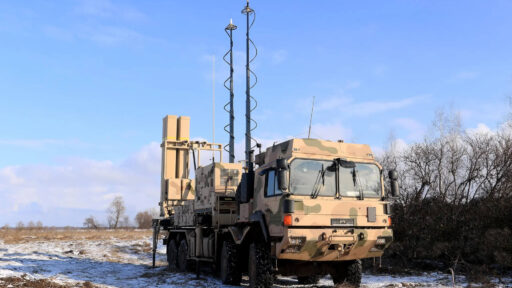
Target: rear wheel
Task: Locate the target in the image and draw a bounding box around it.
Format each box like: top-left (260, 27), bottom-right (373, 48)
top-left (166, 239), bottom-right (178, 271)
top-left (220, 241), bottom-right (241, 285)
top-left (248, 242), bottom-right (273, 288)
top-left (177, 239), bottom-right (189, 272)
top-left (297, 275), bottom-right (320, 285)
top-left (331, 260), bottom-right (362, 288)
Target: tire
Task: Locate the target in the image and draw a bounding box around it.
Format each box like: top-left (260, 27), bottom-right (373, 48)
top-left (166, 239), bottom-right (178, 271)
top-left (297, 275), bottom-right (320, 285)
top-left (220, 241), bottom-right (241, 285)
top-left (177, 239), bottom-right (189, 272)
top-left (331, 260), bottom-right (362, 288)
top-left (248, 242), bottom-right (273, 288)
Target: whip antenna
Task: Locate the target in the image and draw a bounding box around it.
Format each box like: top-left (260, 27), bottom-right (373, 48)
top-left (308, 96), bottom-right (315, 138)
top-left (223, 19), bottom-right (237, 163)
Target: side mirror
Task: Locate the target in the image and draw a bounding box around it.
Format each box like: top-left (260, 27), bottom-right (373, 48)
top-left (388, 170), bottom-right (399, 197)
top-left (238, 172), bottom-right (254, 203)
top-left (276, 158), bottom-right (288, 170)
top-left (276, 158), bottom-right (289, 192)
top-left (277, 169), bottom-right (289, 192)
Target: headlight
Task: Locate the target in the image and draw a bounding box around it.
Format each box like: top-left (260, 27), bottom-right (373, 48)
top-left (289, 236), bottom-right (305, 246)
top-left (376, 238), bottom-right (386, 245)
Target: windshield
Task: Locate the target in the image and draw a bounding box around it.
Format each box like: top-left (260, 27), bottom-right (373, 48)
top-left (290, 159), bottom-right (382, 198)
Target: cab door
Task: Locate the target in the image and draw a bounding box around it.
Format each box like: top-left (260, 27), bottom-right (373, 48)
top-left (262, 170), bottom-right (284, 236)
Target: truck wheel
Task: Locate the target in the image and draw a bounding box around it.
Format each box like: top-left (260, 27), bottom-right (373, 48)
top-left (297, 275), bottom-right (320, 284)
top-left (177, 239), bottom-right (189, 272)
top-left (331, 260), bottom-right (362, 288)
top-left (248, 242), bottom-right (273, 288)
top-left (220, 241), bottom-right (241, 285)
top-left (166, 239), bottom-right (178, 271)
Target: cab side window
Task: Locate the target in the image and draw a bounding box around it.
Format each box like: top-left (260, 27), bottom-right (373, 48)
top-left (265, 170), bottom-right (282, 197)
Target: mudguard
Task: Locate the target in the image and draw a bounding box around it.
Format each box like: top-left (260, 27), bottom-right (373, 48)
top-left (227, 226), bottom-right (252, 245)
top-left (250, 210), bottom-right (270, 243)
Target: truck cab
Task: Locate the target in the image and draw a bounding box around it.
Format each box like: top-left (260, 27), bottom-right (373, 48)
top-left (237, 138), bottom-right (396, 285)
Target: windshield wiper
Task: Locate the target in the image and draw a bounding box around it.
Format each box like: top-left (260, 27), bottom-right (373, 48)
top-left (351, 167), bottom-right (364, 200)
top-left (310, 164), bottom-right (325, 199)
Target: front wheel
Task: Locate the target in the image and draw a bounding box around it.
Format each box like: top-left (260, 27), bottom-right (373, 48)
top-left (331, 260), bottom-right (362, 288)
top-left (220, 241), bottom-right (241, 285)
top-left (248, 242), bottom-right (273, 288)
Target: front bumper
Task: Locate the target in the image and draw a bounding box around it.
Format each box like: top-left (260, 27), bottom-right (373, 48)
top-left (277, 227), bottom-right (393, 261)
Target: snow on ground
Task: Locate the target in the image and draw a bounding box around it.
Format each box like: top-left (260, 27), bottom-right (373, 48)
top-left (0, 232), bottom-right (510, 288)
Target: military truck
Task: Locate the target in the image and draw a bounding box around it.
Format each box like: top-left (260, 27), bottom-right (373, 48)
top-left (152, 115), bottom-right (399, 287)
top-left (152, 2), bottom-right (398, 287)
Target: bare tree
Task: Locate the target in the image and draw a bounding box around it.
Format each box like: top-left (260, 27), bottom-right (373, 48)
top-left (107, 196), bottom-right (126, 229)
top-left (83, 216), bottom-right (99, 229)
top-left (135, 210), bottom-right (153, 229)
top-left (36, 221), bottom-right (43, 229)
top-left (16, 221), bottom-right (24, 229)
top-left (379, 110), bottom-right (512, 271)
top-left (27, 221), bottom-right (35, 229)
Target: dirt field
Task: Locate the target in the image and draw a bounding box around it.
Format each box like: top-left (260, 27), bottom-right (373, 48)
top-left (1, 228), bottom-right (510, 288)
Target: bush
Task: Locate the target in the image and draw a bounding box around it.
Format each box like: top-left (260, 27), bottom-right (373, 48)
top-left (134, 211), bottom-right (153, 229)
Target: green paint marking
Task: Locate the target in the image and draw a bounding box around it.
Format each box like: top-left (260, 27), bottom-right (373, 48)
top-left (303, 139), bottom-right (338, 154)
top-left (354, 229), bottom-right (368, 247)
top-left (349, 208), bottom-right (358, 226)
top-left (304, 204), bottom-right (321, 214)
top-left (294, 201), bottom-right (304, 211)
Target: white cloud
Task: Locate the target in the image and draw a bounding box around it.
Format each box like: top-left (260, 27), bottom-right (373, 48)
top-left (0, 138), bottom-right (88, 149)
top-left (316, 95), bottom-right (426, 116)
top-left (84, 25), bottom-right (144, 46)
top-left (308, 122), bottom-right (352, 142)
top-left (466, 123), bottom-right (493, 137)
top-left (394, 118), bottom-right (426, 141)
top-left (389, 138), bottom-right (408, 154)
top-left (0, 142), bottom-right (161, 226)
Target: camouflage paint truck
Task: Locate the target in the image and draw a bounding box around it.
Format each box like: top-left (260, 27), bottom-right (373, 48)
top-left (153, 115), bottom-right (399, 288)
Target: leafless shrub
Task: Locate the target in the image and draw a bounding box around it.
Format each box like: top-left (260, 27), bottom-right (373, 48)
top-left (380, 112), bottom-right (512, 276)
top-left (83, 216), bottom-right (99, 229)
top-left (135, 210), bottom-right (153, 229)
top-left (16, 221), bottom-right (24, 229)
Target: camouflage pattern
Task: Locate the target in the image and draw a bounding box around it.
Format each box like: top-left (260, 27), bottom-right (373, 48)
top-left (195, 162), bottom-right (242, 210)
top-left (246, 138), bottom-right (393, 262)
top-left (193, 162), bottom-right (243, 226)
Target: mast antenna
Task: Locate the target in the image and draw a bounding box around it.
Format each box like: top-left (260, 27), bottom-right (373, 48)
top-left (212, 55), bottom-right (215, 163)
top-left (223, 19), bottom-right (237, 163)
top-left (242, 0), bottom-right (258, 171)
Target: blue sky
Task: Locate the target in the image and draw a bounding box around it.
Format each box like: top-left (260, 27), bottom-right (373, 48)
top-left (1, 0), bottom-right (511, 226)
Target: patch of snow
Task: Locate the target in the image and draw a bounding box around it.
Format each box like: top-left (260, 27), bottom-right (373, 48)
top-left (1, 238), bottom-right (510, 287)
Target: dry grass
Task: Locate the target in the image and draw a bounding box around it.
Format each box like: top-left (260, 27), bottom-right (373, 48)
top-left (0, 228), bottom-right (152, 244)
top-left (0, 276), bottom-right (99, 288)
